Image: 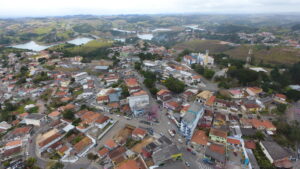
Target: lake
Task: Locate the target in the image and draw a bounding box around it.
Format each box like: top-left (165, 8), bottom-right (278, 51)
top-left (137, 34), bottom-right (153, 40)
top-left (67, 37), bottom-right (93, 45)
top-left (11, 37), bottom-right (93, 51)
top-left (11, 41), bottom-right (53, 51)
top-left (152, 28), bottom-right (172, 32)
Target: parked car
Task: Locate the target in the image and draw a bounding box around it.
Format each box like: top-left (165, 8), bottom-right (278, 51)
top-left (168, 129), bottom-right (175, 137)
top-left (185, 161), bottom-right (190, 167)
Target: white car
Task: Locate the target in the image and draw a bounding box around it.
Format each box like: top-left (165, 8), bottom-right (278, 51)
top-left (168, 129), bottom-right (175, 137)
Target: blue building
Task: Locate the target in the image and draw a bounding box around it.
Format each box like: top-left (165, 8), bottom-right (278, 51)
top-left (180, 102), bottom-right (204, 140)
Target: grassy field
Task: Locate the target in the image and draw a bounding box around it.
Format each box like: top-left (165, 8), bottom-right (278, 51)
top-left (225, 45), bottom-right (300, 65)
top-left (175, 39), bottom-right (300, 65)
top-left (66, 39), bottom-right (113, 54)
top-left (174, 39), bottom-right (234, 53)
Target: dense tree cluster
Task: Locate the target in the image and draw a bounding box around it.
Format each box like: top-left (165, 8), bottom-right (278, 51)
top-left (164, 76), bottom-right (185, 93)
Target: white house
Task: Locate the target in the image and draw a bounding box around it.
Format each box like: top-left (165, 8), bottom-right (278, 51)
top-left (24, 114), bottom-right (46, 126)
top-left (128, 90), bottom-right (150, 116)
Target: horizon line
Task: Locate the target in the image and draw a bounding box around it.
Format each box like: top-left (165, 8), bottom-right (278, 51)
top-left (1, 11), bottom-right (300, 19)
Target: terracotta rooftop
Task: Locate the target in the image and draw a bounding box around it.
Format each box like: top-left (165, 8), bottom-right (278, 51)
top-left (48, 111), bottom-right (61, 117)
top-left (227, 138), bottom-right (241, 145)
top-left (18, 112), bottom-right (29, 118)
top-left (132, 128), bottom-right (147, 137)
top-left (157, 89), bottom-right (171, 96)
top-left (209, 143), bottom-right (225, 155)
top-left (11, 126), bottom-right (32, 135)
top-left (206, 96), bottom-right (216, 106)
top-left (275, 93), bottom-right (287, 99)
top-left (105, 139), bottom-right (118, 149)
top-left (96, 115), bottom-right (110, 124)
top-left (117, 159), bottom-right (140, 169)
top-left (124, 78), bottom-right (139, 87)
top-left (97, 95), bottom-right (109, 101)
top-left (210, 128), bottom-right (227, 138)
top-left (132, 90), bottom-right (147, 96)
top-left (38, 133), bottom-right (62, 147)
top-left (245, 140), bottom-right (256, 149)
top-left (98, 147), bottom-right (109, 157)
top-left (57, 145), bottom-right (69, 155)
top-left (191, 130), bottom-right (208, 146)
top-left (247, 87), bottom-right (263, 94)
top-left (6, 140), bottom-right (22, 147)
top-left (74, 136), bottom-right (92, 153)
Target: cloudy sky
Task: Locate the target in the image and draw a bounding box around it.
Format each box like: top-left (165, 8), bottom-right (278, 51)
top-left (0, 0), bottom-right (299, 17)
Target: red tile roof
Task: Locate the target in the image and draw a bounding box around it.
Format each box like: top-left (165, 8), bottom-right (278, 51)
top-left (117, 159), bottom-right (140, 169)
top-left (96, 115), bottom-right (110, 124)
top-left (132, 128), bottom-right (147, 137)
top-left (74, 136), bottom-right (92, 153)
top-left (11, 126), bottom-right (32, 135)
top-left (209, 144), bottom-right (225, 154)
top-left (38, 133), bottom-right (62, 147)
top-left (275, 94), bottom-right (287, 100)
top-left (98, 147), bottom-right (109, 157)
top-left (245, 141), bottom-right (256, 149)
top-left (210, 128), bottom-right (227, 138)
top-left (191, 130), bottom-right (208, 146)
top-left (157, 89), bottom-right (171, 96)
top-left (227, 138), bottom-right (241, 145)
top-left (124, 78), bottom-right (139, 87)
top-left (105, 139), bottom-right (117, 149)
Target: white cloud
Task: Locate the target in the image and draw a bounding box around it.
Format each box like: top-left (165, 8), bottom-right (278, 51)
top-left (0, 0), bottom-right (299, 17)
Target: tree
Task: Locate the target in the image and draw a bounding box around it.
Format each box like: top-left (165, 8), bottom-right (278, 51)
top-left (87, 153), bottom-right (98, 162)
top-left (50, 162), bottom-right (64, 169)
top-left (276, 104), bottom-right (287, 114)
top-left (134, 62), bottom-right (141, 71)
top-left (289, 62), bottom-right (300, 84)
top-left (164, 77), bottom-right (185, 93)
top-left (63, 110), bottom-right (75, 120)
top-left (286, 89), bottom-right (300, 101)
top-left (25, 157), bottom-right (39, 169)
top-left (191, 64), bottom-right (204, 74)
top-left (254, 131), bottom-right (265, 141)
top-left (203, 69), bottom-right (215, 80)
top-left (143, 78), bottom-right (155, 88)
top-left (121, 84), bottom-right (129, 98)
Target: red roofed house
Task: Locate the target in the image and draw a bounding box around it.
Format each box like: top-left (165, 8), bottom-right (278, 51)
top-left (156, 89), bottom-right (172, 101)
top-left (227, 137), bottom-right (241, 150)
top-left (246, 87), bottom-right (263, 97)
top-left (274, 94), bottom-right (287, 104)
top-left (95, 115), bottom-right (111, 129)
top-left (205, 96), bottom-right (216, 107)
top-left (97, 95), bottom-right (109, 104)
top-left (251, 119), bottom-right (276, 133)
top-left (117, 159), bottom-right (145, 169)
top-left (124, 78), bottom-right (140, 93)
top-left (37, 129), bottom-right (64, 153)
top-left (98, 147), bottom-right (110, 159)
top-left (73, 136), bottom-right (94, 157)
top-left (163, 101), bottom-right (181, 111)
top-left (132, 128), bottom-right (147, 141)
top-left (5, 140), bottom-right (22, 150)
top-left (105, 139), bottom-right (118, 150)
top-left (190, 130), bottom-right (208, 152)
top-left (48, 111), bottom-right (61, 120)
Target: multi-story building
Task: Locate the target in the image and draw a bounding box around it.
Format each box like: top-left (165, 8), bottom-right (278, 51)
top-left (180, 102), bottom-right (204, 140)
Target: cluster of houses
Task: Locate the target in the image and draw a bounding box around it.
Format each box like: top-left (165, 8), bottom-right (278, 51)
top-left (96, 124), bottom-right (182, 169)
top-left (154, 85), bottom-right (293, 168)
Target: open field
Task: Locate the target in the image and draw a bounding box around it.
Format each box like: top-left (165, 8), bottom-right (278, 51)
top-left (175, 39), bottom-right (300, 65)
